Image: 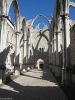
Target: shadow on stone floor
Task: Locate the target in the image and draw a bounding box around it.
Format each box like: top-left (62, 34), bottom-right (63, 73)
top-left (0, 81), bottom-right (68, 100)
top-left (60, 84), bottom-right (75, 100)
top-left (50, 70), bottom-right (75, 100)
top-left (42, 69), bottom-right (57, 82)
top-left (0, 69), bottom-right (69, 100)
top-left (20, 74), bottom-right (42, 80)
top-left (21, 68), bottom-right (57, 83)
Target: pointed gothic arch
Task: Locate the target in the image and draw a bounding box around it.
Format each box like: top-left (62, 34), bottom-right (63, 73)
top-left (31, 14), bottom-right (51, 29)
top-left (2, 0), bottom-right (19, 17)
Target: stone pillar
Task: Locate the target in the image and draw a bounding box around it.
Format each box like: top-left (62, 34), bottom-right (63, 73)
top-left (65, 16), bottom-right (70, 66)
top-left (26, 37), bottom-right (29, 70)
top-left (14, 32), bottom-right (20, 75)
top-left (55, 17), bottom-right (63, 76)
top-left (61, 0), bottom-right (70, 85)
top-left (27, 34), bottom-right (31, 69)
top-left (53, 37), bottom-right (54, 65)
top-left (57, 17), bottom-right (63, 66)
top-left (52, 36), bottom-right (55, 72)
top-left (14, 14), bottom-right (20, 74)
top-left (27, 29), bottom-right (31, 70)
top-left (48, 29), bottom-right (51, 65)
top-left (54, 33), bottom-right (58, 75)
top-left (23, 27), bottom-right (28, 70)
top-left (65, 16), bottom-right (71, 84)
top-left (61, 15), bottom-right (66, 84)
top-left (61, 15), bottom-right (70, 84)
top-left (1, 18), bottom-right (7, 52)
top-left (27, 45), bottom-right (31, 70)
top-left (0, 16), bottom-right (7, 83)
top-left (19, 33), bottom-right (24, 73)
top-left (48, 44), bottom-right (50, 65)
top-left (54, 34), bottom-right (56, 65)
top-left (50, 44), bottom-right (52, 65)
top-left (55, 32), bottom-right (59, 76)
top-left (0, 17), bottom-right (2, 47)
top-left (51, 40), bottom-right (53, 66)
top-left (55, 32), bottom-right (58, 65)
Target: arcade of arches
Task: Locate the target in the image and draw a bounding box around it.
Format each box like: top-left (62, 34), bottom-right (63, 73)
top-left (0, 0), bottom-right (75, 86)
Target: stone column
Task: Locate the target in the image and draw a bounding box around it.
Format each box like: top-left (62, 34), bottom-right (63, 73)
top-left (27, 30), bottom-right (31, 69)
top-left (0, 16), bottom-right (7, 83)
top-left (48, 42), bottom-right (51, 65)
top-left (50, 44), bottom-right (52, 65)
top-left (55, 32), bottom-right (58, 65)
top-left (53, 37), bottom-right (54, 65)
top-left (55, 17), bottom-right (63, 76)
top-left (64, 16), bottom-right (71, 84)
top-left (52, 36), bottom-right (55, 72)
top-left (27, 29), bottom-right (31, 70)
top-left (55, 31), bottom-right (59, 76)
top-left (26, 36), bottom-right (29, 70)
top-left (27, 41), bottom-right (31, 70)
top-left (14, 32), bottom-right (20, 75)
top-left (23, 27), bottom-right (28, 71)
top-left (19, 33), bottom-right (24, 73)
top-left (1, 17), bottom-right (7, 52)
top-left (14, 15), bottom-right (20, 75)
top-left (54, 34), bottom-right (56, 65)
top-left (0, 14), bottom-right (2, 84)
top-left (61, 0), bottom-right (70, 85)
top-left (57, 17), bottom-right (63, 66)
top-left (61, 15), bottom-right (70, 84)
top-left (54, 33), bottom-right (57, 75)
top-left (48, 28), bottom-right (51, 65)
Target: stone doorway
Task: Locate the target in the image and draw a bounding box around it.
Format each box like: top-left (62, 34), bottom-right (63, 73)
top-left (36, 58), bottom-right (44, 69)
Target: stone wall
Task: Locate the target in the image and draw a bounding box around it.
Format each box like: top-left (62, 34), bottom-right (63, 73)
top-left (29, 24), bottom-right (49, 68)
top-left (70, 24), bottom-right (75, 65)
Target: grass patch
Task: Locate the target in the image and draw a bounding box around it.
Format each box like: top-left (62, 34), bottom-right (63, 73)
top-left (0, 83), bottom-right (4, 87)
top-left (0, 74), bottom-right (19, 87)
top-left (10, 75), bottom-right (19, 80)
top-left (5, 74), bottom-right (19, 83)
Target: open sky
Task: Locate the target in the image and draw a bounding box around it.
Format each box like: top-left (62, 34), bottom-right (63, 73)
top-left (18, 0), bottom-right (55, 19)
top-left (18, 0), bottom-right (55, 28)
top-left (9, 0), bottom-right (75, 28)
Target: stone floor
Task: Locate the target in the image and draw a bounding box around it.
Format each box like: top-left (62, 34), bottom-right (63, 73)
top-left (0, 68), bottom-right (68, 100)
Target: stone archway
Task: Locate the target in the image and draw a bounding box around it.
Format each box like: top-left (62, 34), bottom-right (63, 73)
top-left (0, 0), bottom-right (19, 50)
top-left (32, 29), bottom-right (49, 69)
top-left (30, 14), bottom-right (53, 67)
top-left (0, 0), bottom-right (20, 77)
top-left (36, 58), bottom-right (44, 69)
top-left (31, 14), bottom-right (51, 29)
top-left (2, 0), bottom-right (19, 16)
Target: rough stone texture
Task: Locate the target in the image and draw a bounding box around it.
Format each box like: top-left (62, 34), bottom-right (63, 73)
top-left (70, 24), bottom-right (75, 65)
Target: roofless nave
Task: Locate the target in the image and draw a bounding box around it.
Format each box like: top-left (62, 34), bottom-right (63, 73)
top-left (0, 0), bottom-right (75, 86)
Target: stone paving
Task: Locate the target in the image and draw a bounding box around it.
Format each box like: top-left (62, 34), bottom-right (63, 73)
top-left (0, 69), bottom-right (68, 100)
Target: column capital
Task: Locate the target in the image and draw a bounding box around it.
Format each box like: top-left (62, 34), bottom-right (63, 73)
top-left (15, 31), bottom-right (21, 35)
top-left (60, 14), bottom-right (69, 19)
top-left (23, 39), bottom-right (27, 41)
